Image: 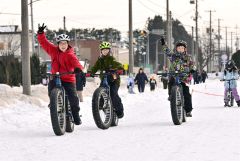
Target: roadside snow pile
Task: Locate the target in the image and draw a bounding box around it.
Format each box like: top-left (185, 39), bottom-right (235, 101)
top-left (0, 75), bottom-right (129, 108)
top-left (0, 84), bottom-right (49, 108)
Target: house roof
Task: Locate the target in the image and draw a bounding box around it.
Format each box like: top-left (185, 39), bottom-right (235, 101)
top-left (0, 25), bottom-right (18, 32)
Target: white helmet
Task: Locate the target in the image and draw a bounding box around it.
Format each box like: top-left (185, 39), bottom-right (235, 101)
top-left (56, 34), bottom-right (70, 43)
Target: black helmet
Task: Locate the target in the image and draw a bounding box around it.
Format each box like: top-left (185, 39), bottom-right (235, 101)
top-left (226, 60), bottom-right (237, 71)
top-left (175, 40), bottom-right (187, 48)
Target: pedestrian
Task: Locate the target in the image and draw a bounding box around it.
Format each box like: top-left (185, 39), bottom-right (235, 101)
top-left (76, 71), bottom-right (86, 102)
top-left (201, 70), bottom-right (208, 83)
top-left (161, 69), bottom-right (168, 89)
top-left (134, 68), bottom-right (148, 93)
top-left (149, 75), bottom-right (157, 91)
top-left (127, 73), bottom-right (135, 94)
top-left (193, 70), bottom-right (199, 84)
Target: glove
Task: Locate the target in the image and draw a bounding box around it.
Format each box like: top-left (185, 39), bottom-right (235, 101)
top-left (190, 69), bottom-right (195, 74)
top-left (74, 68), bottom-right (82, 73)
top-left (160, 37), bottom-right (165, 45)
top-left (37, 23), bottom-right (46, 34)
top-left (117, 70), bottom-right (123, 75)
top-left (86, 73), bottom-right (95, 77)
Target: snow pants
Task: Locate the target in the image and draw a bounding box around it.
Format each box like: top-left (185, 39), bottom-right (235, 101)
top-left (138, 83), bottom-right (145, 93)
top-left (110, 83), bottom-right (124, 117)
top-left (224, 88), bottom-right (240, 102)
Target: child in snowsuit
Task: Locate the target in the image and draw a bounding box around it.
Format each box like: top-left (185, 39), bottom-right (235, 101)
top-left (127, 73), bottom-right (135, 94)
top-left (149, 76), bottom-right (157, 91)
top-left (222, 60), bottom-right (240, 107)
top-left (90, 41), bottom-right (124, 118)
top-left (161, 38), bottom-right (195, 117)
top-left (37, 23), bottom-right (83, 125)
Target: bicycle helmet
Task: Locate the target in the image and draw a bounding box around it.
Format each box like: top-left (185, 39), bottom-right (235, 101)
top-left (99, 41), bottom-right (111, 50)
top-left (56, 34), bottom-right (70, 43)
top-left (175, 40), bottom-right (187, 48)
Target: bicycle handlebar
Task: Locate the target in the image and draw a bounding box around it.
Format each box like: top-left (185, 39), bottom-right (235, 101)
top-left (157, 71), bottom-right (190, 76)
top-left (47, 71), bottom-right (75, 76)
top-left (220, 78), bottom-right (237, 81)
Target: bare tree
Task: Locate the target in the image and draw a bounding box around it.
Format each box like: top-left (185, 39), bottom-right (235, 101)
top-left (0, 33), bottom-right (21, 84)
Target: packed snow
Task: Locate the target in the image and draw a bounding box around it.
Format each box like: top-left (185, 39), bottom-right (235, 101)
top-left (0, 76), bottom-right (240, 161)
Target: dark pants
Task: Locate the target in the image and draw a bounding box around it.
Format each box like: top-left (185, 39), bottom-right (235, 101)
top-left (48, 79), bottom-right (80, 113)
top-left (109, 83), bottom-right (124, 116)
top-left (150, 84), bottom-right (156, 91)
top-left (138, 83), bottom-right (145, 93)
top-left (168, 77), bottom-right (192, 113)
top-left (202, 78), bottom-right (206, 83)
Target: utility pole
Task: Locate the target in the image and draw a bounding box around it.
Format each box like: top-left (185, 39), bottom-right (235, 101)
top-left (206, 10), bottom-right (215, 72)
top-left (169, 11), bottom-right (173, 50)
top-left (230, 32), bottom-right (233, 58)
top-left (195, 0), bottom-right (199, 70)
top-left (166, 0), bottom-right (170, 68)
top-left (226, 27), bottom-right (228, 59)
top-left (74, 28), bottom-right (78, 56)
top-left (217, 19), bottom-right (222, 71)
top-left (209, 10), bottom-right (212, 72)
top-left (235, 25), bottom-right (239, 51)
top-left (63, 16), bottom-right (66, 34)
top-left (129, 0), bottom-right (134, 73)
top-left (21, 0), bottom-right (31, 95)
top-left (30, 0), bottom-right (35, 55)
top-left (192, 26), bottom-right (195, 61)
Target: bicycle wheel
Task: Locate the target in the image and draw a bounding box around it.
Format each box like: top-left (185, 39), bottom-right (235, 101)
top-left (50, 88), bottom-right (66, 136)
top-left (170, 86), bottom-right (184, 125)
top-left (92, 87), bottom-right (113, 129)
top-left (65, 98), bottom-right (74, 133)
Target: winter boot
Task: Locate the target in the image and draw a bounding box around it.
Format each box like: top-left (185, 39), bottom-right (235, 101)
top-left (72, 112), bottom-right (82, 125)
top-left (186, 111), bottom-right (192, 117)
top-left (224, 102), bottom-right (230, 107)
top-left (168, 95), bottom-right (171, 101)
top-left (236, 100), bottom-right (240, 107)
top-left (116, 110), bottom-right (124, 119)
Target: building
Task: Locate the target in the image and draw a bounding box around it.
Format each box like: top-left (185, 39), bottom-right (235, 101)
top-left (0, 25), bottom-right (33, 58)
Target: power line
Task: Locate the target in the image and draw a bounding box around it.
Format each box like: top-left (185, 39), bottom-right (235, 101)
top-left (0, 12), bottom-right (21, 15)
top-left (145, 0), bottom-right (165, 9)
top-left (136, 0), bottom-right (163, 15)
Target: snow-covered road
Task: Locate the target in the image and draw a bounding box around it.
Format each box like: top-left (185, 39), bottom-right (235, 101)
top-left (0, 79), bottom-right (240, 161)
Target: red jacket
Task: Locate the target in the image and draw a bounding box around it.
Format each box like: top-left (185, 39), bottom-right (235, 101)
top-left (38, 33), bottom-right (83, 83)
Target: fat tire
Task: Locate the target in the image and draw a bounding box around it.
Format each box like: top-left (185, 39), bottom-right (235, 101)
top-left (92, 87), bottom-right (113, 129)
top-left (170, 86), bottom-right (183, 125)
top-left (50, 88), bottom-right (66, 136)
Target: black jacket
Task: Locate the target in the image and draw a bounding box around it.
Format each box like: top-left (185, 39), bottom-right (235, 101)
top-left (134, 72), bottom-right (148, 86)
top-left (75, 72), bottom-right (86, 91)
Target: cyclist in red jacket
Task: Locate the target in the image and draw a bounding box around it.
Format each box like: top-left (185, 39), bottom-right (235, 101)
top-left (37, 23), bottom-right (83, 125)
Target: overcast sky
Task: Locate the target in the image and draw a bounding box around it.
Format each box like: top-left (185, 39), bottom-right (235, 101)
top-left (0, 0), bottom-right (239, 43)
